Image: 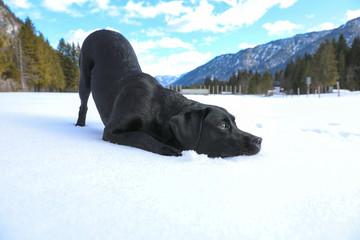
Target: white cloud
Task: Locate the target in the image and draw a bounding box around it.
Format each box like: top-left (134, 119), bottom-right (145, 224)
top-left (64, 26), bottom-right (209, 77)
top-left (67, 28), bottom-right (193, 56)
top-left (107, 5), bottom-right (120, 16)
top-left (120, 0), bottom-right (298, 33)
top-left (140, 51), bottom-right (212, 76)
top-left (212, 0), bottom-right (237, 7)
top-left (141, 28), bottom-right (165, 37)
top-left (199, 36), bottom-right (218, 46)
top-left (167, 1), bottom-right (221, 32)
top-left (238, 43), bottom-right (256, 50)
top-left (346, 9), bottom-right (360, 21)
top-left (156, 37), bottom-right (194, 49)
top-left (131, 40), bottom-right (157, 54)
top-left (278, 0), bottom-right (297, 8)
top-left (66, 27), bottom-right (119, 46)
top-left (306, 14), bottom-right (315, 19)
top-left (263, 20), bottom-right (302, 36)
top-left (308, 22), bottom-right (336, 32)
top-left (42, 0), bottom-right (85, 12)
top-left (131, 37), bottom-right (194, 53)
top-left (41, 0), bottom-right (110, 16)
top-left (93, 0), bottom-right (110, 10)
top-left (7, 0), bottom-right (31, 8)
top-left (123, 0), bottom-right (190, 19)
top-left (167, 0), bottom-right (298, 33)
top-left (66, 28), bottom-right (94, 46)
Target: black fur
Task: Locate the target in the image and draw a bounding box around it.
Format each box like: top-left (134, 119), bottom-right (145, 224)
top-left (76, 30), bottom-right (262, 158)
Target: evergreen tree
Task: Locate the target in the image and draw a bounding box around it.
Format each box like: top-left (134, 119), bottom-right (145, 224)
top-left (0, 33), bottom-right (20, 82)
top-left (17, 17), bottom-right (69, 91)
top-left (248, 71), bottom-right (260, 94)
top-left (239, 69), bottom-right (251, 94)
top-left (57, 38), bottom-right (79, 91)
top-left (345, 37), bottom-right (360, 90)
top-left (260, 71), bottom-right (272, 94)
top-left (0, 33), bottom-right (10, 75)
top-left (36, 33), bottom-right (52, 89)
top-left (204, 76), bottom-right (212, 87)
top-left (337, 50), bottom-right (346, 88)
top-left (284, 59), bottom-right (295, 92)
top-left (311, 39), bottom-right (339, 88)
top-left (19, 18), bottom-right (37, 83)
top-left (335, 35), bottom-right (349, 88)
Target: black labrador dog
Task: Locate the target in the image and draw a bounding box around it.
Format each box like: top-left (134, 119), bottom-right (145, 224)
top-left (76, 30), bottom-right (262, 158)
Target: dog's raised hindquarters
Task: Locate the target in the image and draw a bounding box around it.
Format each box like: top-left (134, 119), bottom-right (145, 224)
top-left (76, 30), bottom-right (262, 158)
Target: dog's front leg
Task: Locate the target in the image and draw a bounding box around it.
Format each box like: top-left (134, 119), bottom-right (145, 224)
top-left (103, 129), bottom-right (182, 156)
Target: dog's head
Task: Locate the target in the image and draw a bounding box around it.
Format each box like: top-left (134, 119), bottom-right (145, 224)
top-left (169, 105), bottom-right (262, 158)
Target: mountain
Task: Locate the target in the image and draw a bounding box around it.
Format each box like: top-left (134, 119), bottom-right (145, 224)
top-left (0, 1), bottom-right (22, 38)
top-left (154, 75), bottom-right (179, 86)
top-left (176, 17), bottom-right (360, 87)
top-left (0, 1), bottom-right (24, 91)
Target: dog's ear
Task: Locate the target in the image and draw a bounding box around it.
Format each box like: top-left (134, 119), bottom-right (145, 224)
top-left (169, 108), bottom-right (208, 150)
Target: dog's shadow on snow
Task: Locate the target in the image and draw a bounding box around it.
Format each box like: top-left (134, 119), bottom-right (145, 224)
top-left (7, 111), bottom-right (103, 141)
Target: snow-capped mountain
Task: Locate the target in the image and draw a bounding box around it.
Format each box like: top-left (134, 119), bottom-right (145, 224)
top-left (155, 73), bottom-right (188, 86)
top-left (176, 17), bottom-right (360, 87)
top-left (154, 75), bottom-right (179, 86)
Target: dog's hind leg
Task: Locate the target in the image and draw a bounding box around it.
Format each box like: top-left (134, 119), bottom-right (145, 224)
top-left (75, 55), bottom-right (92, 127)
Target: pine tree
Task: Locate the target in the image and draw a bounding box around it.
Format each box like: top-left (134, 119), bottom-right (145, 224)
top-left (204, 76), bottom-right (212, 87)
top-left (19, 18), bottom-right (40, 90)
top-left (311, 39), bottom-right (339, 89)
top-left (336, 50), bottom-right (346, 88)
top-left (347, 37), bottom-right (360, 90)
top-left (248, 71), bottom-right (260, 94)
top-left (57, 38), bottom-right (79, 91)
top-left (0, 33), bottom-right (20, 82)
top-left (333, 35), bottom-right (348, 89)
top-left (0, 33), bottom-right (8, 75)
top-left (260, 71), bottom-right (272, 94)
top-left (36, 33), bottom-right (52, 89)
top-left (284, 59), bottom-right (295, 92)
top-left (239, 69), bottom-right (251, 94)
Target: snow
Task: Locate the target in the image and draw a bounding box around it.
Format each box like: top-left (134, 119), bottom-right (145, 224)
top-left (1, 92), bottom-right (360, 240)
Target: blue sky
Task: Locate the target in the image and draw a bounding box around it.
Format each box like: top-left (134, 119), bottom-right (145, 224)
top-left (4, 0), bottom-right (360, 76)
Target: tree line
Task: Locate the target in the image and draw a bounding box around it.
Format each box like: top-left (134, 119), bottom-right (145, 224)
top-left (193, 35), bottom-right (360, 94)
top-left (0, 18), bottom-right (79, 92)
top-left (276, 35), bottom-right (360, 93)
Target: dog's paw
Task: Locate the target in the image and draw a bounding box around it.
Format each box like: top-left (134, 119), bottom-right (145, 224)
top-left (159, 146), bottom-right (182, 157)
top-left (75, 121), bottom-right (85, 127)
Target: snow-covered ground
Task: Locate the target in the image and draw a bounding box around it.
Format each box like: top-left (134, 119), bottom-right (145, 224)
top-left (1, 91), bottom-right (360, 240)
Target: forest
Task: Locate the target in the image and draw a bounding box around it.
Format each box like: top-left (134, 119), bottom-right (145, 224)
top-left (188, 35), bottom-right (360, 94)
top-left (0, 17), bottom-right (79, 92)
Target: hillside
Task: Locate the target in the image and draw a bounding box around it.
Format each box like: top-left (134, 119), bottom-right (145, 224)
top-left (0, 1), bottom-right (22, 37)
top-left (0, 1), bottom-right (80, 92)
top-left (176, 17), bottom-right (360, 86)
top-left (0, 1), bottom-right (23, 91)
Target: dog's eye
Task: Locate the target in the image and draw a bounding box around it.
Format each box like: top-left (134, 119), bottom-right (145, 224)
top-left (218, 122), bottom-right (230, 130)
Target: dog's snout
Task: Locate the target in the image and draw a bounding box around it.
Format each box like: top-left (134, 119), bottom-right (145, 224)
top-left (251, 136), bottom-right (262, 147)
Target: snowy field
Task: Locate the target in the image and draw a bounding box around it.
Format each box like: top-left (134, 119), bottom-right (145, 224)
top-left (1, 91), bottom-right (360, 240)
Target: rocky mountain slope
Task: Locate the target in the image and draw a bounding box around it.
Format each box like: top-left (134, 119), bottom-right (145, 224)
top-left (0, 1), bottom-right (22, 37)
top-left (0, 1), bottom-right (23, 91)
top-left (176, 17), bottom-right (360, 86)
